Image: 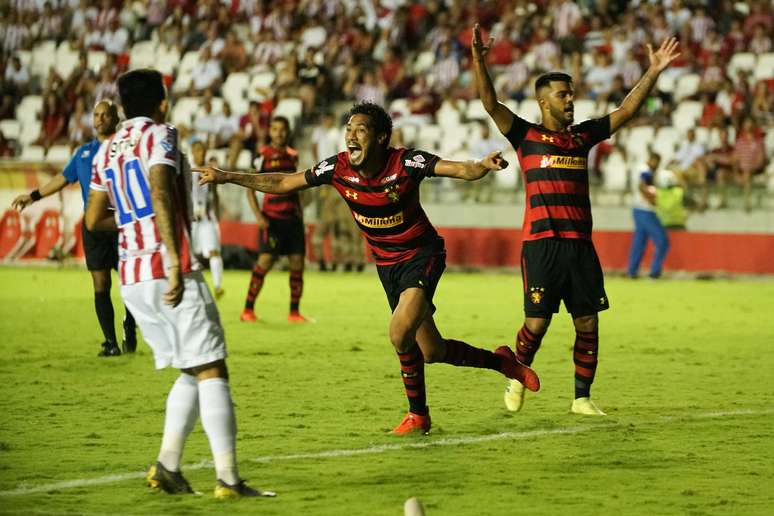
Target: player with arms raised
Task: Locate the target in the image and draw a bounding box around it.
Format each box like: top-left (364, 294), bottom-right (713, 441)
top-left (85, 69), bottom-right (274, 498)
top-left (195, 102), bottom-right (540, 435)
top-left (472, 24), bottom-right (680, 415)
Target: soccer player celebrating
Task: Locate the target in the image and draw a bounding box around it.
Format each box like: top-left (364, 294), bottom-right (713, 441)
top-left (12, 100), bottom-right (137, 357)
top-left (471, 24), bottom-right (680, 415)
top-left (189, 139), bottom-right (225, 298)
top-left (85, 69), bottom-right (274, 498)
top-left (195, 102), bottom-right (540, 435)
top-left (242, 116), bottom-right (308, 323)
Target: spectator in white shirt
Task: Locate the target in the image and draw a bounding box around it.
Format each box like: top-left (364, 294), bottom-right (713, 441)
top-left (4, 56), bottom-right (30, 97)
top-left (70, 0), bottom-right (98, 38)
top-left (189, 46), bottom-right (223, 96)
top-left (102, 18), bottom-right (129, 55)
top-left (672, 128), bottom-right (709, 209)
top-left (214, 102), bottom-right (241, 148)
top-left (193, 98), bottom-right (220, 146)
top-left (585, 52), bottom-right (619, 101)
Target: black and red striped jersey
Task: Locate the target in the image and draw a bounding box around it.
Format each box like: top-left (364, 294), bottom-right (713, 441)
top-left (304, 147), bottom-right (444, 265)
top-left (255, 145), bottom-right (301, 219)
top-left (505, 115), bottom-right (610, 241)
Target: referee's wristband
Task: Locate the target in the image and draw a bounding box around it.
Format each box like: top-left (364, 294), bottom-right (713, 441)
top-left (30, 189), bottom-right (42, 202)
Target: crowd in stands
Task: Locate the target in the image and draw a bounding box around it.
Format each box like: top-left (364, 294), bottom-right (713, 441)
top-left (0, 0), bottom-right (771, 210)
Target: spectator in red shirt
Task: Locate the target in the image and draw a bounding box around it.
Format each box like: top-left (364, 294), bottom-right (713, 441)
top-left (36, 93), bottom-right (67, 155)
top-left (733, 117), bottom-right (766, 211)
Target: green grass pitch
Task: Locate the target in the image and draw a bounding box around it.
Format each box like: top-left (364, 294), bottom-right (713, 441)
top-left (0, 266), bottom-right (772, 515)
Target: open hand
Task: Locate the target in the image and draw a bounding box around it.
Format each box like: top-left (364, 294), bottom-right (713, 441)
top-left (471, 23), bottom-right (493, 62)
top-left (192, 166), bottom-right (226, 185)
top-left (482, 151), bottom-right (509, 171)
top-left (11, 194), bottom-right (33, 212)
top-left (647, 37), bottom-right (681, 72)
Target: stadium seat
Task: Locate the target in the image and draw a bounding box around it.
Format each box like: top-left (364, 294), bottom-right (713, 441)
top-left (671, 100), bottom-right (703, 131)
top-left (413, 51), bottom-right (435, 74)
top-left (653, 127), bottom-right (677, 164)
top-left (656, 73), bottom-right (676, 95)
top-left (0, 119), bottom-right (21, 140)
top-left (18, 120), bottom-right (41, 147)
top-left (600, 149), bottom-right (628, 192)
top-left (416, 124), bottom-right (442, 152)
top-left (129, 40), bottom-right (157, 70)
top-left (517, 100), bottom-right (541, 124)
top-left (624, 126), bottom-right (655, 165)
top-left (465, 100), bottom-right (488, 122)
top-left (26, 209), bottom-right (62, 259)
top-left (87, 51), bottom-right (107, 74)
top-left (727, 52), bottom-right (757, 77)
top-left (400, 124), bottom-right (418, 146)
top-left (573, 99), bottom-right (596, 123)
top-left (31, 41), bottom-right (56, 78)
top-left (170, 96), bottom-right (199, 127)
top-left (765, 130), bottom-right (774, 156)
top-left (223, 72), bottom-right (250, 112)
top-left (178, 51), bottom-right (200, 77)
top-left (440, 123), bottom-right (467, 155)
top-left (171, 71), bottom-right (193, 95)
top-left (273, 98), bottom-right (303, 130)
top-left (19, 145), bottom-right (45, 161)
top-left (16, 49), bottom-right (32, 69)
top-left (388, 98), bottom-right (411, 118)
top-left (54, 41), bottom-right (79, 78)
top-left (754, 53), bottom-right (774, 81)
top-left (673, 73), bottom-right (700, 101)
top-left (46, 145), bottom-right (71, 163)
top-left (236, 150), bottom-right (253, 170)
top-left (495, 148), bottom-right (520, 191)
top-left (436, 103), bottom-right (462, 128)
top-left (156, 47), bottom-right (181, 76)
top-left (17, 95), bottom-right (42, 122)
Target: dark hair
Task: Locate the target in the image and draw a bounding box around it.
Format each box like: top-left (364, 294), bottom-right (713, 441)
top-left (117, 69), bottom-right (166, 119)
top-left (534, 72), bottom-right (573, 96)
top-left (271, 115), bottom-right (291, 131)
top-left (347, 101), bottom-right (392, 147)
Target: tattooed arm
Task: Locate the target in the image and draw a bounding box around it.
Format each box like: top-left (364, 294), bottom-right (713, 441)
top-left (149, 163), bottom-right (183, 306)
top-left (195, 167), bottom-right (311, 194)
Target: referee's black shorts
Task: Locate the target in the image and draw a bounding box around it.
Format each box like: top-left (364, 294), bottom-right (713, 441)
top-left (521, 238), bottom-right (609, 318)
top-left (82, 224), bottom-right (118, 271)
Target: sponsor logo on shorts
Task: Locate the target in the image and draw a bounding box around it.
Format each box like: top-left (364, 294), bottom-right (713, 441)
top-left (353, 211), bottom-right (403, 228)
top-left (539, 155), bottom-right (586, 169)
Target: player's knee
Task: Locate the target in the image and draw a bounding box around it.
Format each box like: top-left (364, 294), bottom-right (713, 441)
top-left (573, 314), bottom-right (598, 333)
top-left (389, 324), bottom-right (413, 351)
top-left (525, 318), bottom-right (550, 335)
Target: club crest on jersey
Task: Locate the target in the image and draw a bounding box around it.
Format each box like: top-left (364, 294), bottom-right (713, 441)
top-left (529, 287), bottom-right (545, 304)
top-left (385, 184), bottom-right (400, 203)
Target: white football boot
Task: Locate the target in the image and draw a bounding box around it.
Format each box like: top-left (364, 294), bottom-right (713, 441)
top-left (503, 379), bottom-right (526, 412)
top-left (570, 397), bottom-right (606, 416)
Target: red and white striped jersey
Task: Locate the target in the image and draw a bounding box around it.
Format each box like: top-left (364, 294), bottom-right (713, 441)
top-left (89, 117), bottom-right (195, 285)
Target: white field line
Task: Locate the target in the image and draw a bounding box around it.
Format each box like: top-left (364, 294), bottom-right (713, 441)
top-left (1, 407), bottom-right (771, 497)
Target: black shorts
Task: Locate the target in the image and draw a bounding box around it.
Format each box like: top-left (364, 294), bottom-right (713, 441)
top-left (521, 238), bottom-right (609, 318)
top-left (376, 250), bottom-right (446, 313)
top-left (82, 224), bottom-right (118, 271)
top-left (257, 215), bottom-right (306, 256)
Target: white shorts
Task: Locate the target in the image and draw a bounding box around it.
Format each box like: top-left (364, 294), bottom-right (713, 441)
top-left (121, 271), bottom-right (227, 369)
top-left (191, 219), bottom-right (221, 258)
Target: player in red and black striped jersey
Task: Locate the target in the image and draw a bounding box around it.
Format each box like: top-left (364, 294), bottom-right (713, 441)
top-left (241, 116), bottom-right (310, 323)
top-left (195, 102), bottom-right (541, 435)
top-left (473, 24), bottom-right (680, 416)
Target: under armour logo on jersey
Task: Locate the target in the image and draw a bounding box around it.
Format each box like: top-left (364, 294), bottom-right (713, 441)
top-left (345, 190), bottom-right (358, 199)
top-left (541, 134), bottom-right (554, 143)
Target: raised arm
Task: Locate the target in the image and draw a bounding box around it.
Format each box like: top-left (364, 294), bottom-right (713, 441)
top-left (149, 163), bottom-right (184, 306)
top-left (471, 23), bottom-right (516, 135)
top-left (434, 151), bottom-right (508, 181)
top-left (609, 38), bottom-right (680, 134)
top-left (195, 166), bottom-right (311, 194)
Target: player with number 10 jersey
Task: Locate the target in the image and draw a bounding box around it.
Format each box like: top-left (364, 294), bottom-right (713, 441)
top-left (90, 119), bottom-right (195, 285)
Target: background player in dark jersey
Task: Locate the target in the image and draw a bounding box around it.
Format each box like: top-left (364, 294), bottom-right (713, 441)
top-left (242, 116), bottom-right (309, 323)
top-left (472, 24), bottom-right (680, 416)
top-left (11, 100), bottom-right (137, 357)
top-left (195, 102), bottom-right (540, 435)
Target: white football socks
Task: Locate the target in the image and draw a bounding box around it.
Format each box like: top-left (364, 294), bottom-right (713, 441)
top-left (198, 377), bottom-right (239, 485)
top-left (158, 374), bottom-right (199, 472)
top-left (210, 255), bottom-right (224, 290)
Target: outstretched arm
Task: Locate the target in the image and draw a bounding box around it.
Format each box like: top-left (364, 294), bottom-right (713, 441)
top-left (195, 166), bottom-right (311, 194)
top-left (11, 173), bottom-right (69, 211)
top-left (609, 38), bottom-right (680, 134)
top-left (471, 23), bottom-right (516, 135)
top-left (434, 151), bottom-right (508, 181)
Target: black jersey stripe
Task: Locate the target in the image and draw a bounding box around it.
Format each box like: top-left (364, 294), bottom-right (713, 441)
top-left (366, 232), bottom-right (440, 252)
top-left (332, 174), bottom-right (409, 193)
top-left (265, 195), bottom-right (298, 204)
top-left (529, 193), bottom-right (591, 209)
top-left (525, 168), bottom-right (588, 183)
top-left (519, 139), bottom-right (588, 157)
top-left (344, 200), bottom-right (409, 218)
top-left (530, 218), bottom-right (592, 235)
